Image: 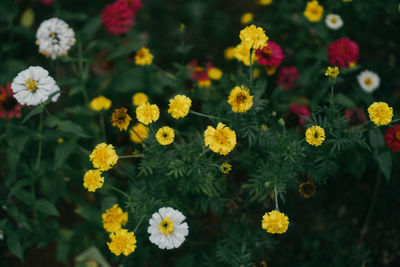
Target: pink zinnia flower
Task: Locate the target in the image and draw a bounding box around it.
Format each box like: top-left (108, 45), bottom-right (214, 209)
top-left (101, 1), bottom-right (135, 35)
top-left (344, 108), bottom-right (367, 126)
top-left (117, 0), bottom-right (143, 13)
top-left (289, 103), bottom-right (310, 125)
top-left (0, 83), bottom-right (21, 120)
top-left (41, 0), bottom-right (54, 5)
top-left (277, 66), bottom-right (300, 90)
top-left (384, 124), bottom-right (400, 152)
top-left (328, 38), bottom-right (359, 68)
top-left (255, 41), bottom-right (284, 67)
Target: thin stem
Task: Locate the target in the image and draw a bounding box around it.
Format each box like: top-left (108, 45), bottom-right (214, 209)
top-left (153, 64), bottom-right (176, 80)
top-left (107, 183), bottom-right (129, 198)
top-left (78, 42), bottom-right (89, 104)
top-left (100, 111), bottom-right (107, 142)
top-left (35, 110), bottom-right (44, 171)
top-left (330, 85), bottom-right (335, 106)
top-left (133, 215), bottom-right (145, 233)
top-left (249, 48), bottom-right (253, 90)
top-left (274, 185), bottom-right (280, 211)
top-left (119, 154), bottom-right (144, 159)
top-left (130, 127), bottom-right (146, 146)
top-left (390, 117), bottom-right (400, 124)
top-left (190, 110), bottom-right (226, 121)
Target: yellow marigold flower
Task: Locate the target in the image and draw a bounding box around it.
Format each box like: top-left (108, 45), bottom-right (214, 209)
top-left (239, 24), bottom-right (268, 50)
top-left (208, 67), bottom-right (223, 80)
top-left (89, 143), bottom-right (119, 171)
top-left (261, 210), bottom-right (289, 234)
top-left (304, 1), bottom-right (324, 22)
top-left (368, 102), bottom-right (393, 126)
top-left (111, 107), bottom-right (132, 131)
top-left (102, 204), bottom-right (128, 233)
top-left (135, 47), bottom-right (153, 66)
top-left (233, 43), bottom-right (256, 66)
top-left (256, 0), bottom-right (273, 6)
top-left (349, 62), bottom-right (356, 68)
top-left (83, 169), bottom-right (104, 192)
top-left (57, 138), bottom-right (64, 144)
top-left (305, 125), bottom-right (326, 147)
top-left (220, 162), bottom-right (232, 174)
top-left (204, 122), bottom-right (237, 155)
top-left (156, 126), bottom-right (175, 145)
top-left (265, 66), bottom-right (276, 76)
top-left (298, 180), bottom-right (316, 198)
top-left (198, 79), bottom-right (211, 87)
top-left (132, 92), bottom-right (148, 106)
top-left (227, 85), bottom-right (254, 113)
top-left (136, 103), bottom-right (160, 125)
top-left (325, 66), bottom-right (339, 78)
top-left (129, 123), bottom-right (149, 144)
top-left (107, 229), bottom-right (137, 256)
top-left (261, 124), bottom-right (268, 131)
top-left (90, 96), bottom-right (111, 111)
top-left (224, 46), bottom-right (236, 60)
top-left (241, 12), bottom-right (254, 25)
top-left (168, 95), bottom-right (192, 119)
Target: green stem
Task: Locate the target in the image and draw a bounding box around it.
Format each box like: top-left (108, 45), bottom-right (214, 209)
top-left (391, 118), bottom-right (400, 124)
top-left (100, 111), bottom-right (107, 142)
top-left (274, 185), bottom-right (279, 211)
top-left (130, 127), bottom-right (146, 147)
top-left (249, 48), bottom-right (253, 90)
top-left (119, 154), bottom-right (144, 159)
top-left (190, 110), bottom-right (226, 121)
top-left (78, 42), bottom-right (89, 104)
top-left (330, 85), bottom-right (335, 106)
top-left (133, 215), bottom-right (145, 233)
top-left (107, 183), bottom-right (129, 198)
top-left (35, 110), bottom-right (44, 170)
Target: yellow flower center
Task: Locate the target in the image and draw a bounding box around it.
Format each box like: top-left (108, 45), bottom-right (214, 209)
top-left (235, 93), bottom-right (248, 105)
top-left (364, 78), bottom-right (372, 85)
top-left (158, 217), bottom-right (174, 236)
top-left (396, 131), bottom-right (400, 141)
top-left (330, 18), bottom-right (337, 23)
top-left (25, 78), bottom-right (38, 92)
top-left (214, 129), bottom-right (229, 145)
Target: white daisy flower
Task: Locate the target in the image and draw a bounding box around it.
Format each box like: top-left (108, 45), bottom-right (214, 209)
top-left (148, 207), bottom-right (189, 249)
top-left (36, 18), bottom-right (76, 60)
top-left (325, 14), bottom-right (343, 30)
top-left (357, 70), bottom-right (380, 93)
top-left (11, 66), bottom-right (58, 106)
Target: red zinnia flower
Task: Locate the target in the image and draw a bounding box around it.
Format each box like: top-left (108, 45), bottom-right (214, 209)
top-left (289, 103), bottom-right (310, 125)
top-left (384, 124), bottom-right (400, 152)
top-left (328, 38), bottom-right (359, 68)
top-left (101, 1), bottom-right (135, 35)
top-left (117, 0), bottom-right (143, 13)
top-left (255, 41), bottom-right (284, 67)
top-left (344, 108), bottom-right (367, 126)
top-left (0, 83), bottom-right (21, 120)
top-left (41, 0), bottom-right (54, 5)
top-left (277, 66), bottom-right (300, 90)
top-left (188, 60), bottom-right (211, 87)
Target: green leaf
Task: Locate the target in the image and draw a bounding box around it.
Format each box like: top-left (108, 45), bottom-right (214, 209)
top-left (36, 199), bottom-right (59, 216)
top-left (368, 128), bottom-right (384, 149)
top-left (7, 231), bottom-right (23, 260)
top-left (54, 140), bottom-right (76, 169)
top-left (21, 105), bottom-right (43, 124)
top-left (58, 120), bottom-right (90, 138)
top-left (334, 93), bottom-right (356, 108)
top-left (376, 151), bottom-right (392, 181)
top-left (75, 246), bottom-right (110, 267)
top-left (107, 41), bottom-right (146, 60)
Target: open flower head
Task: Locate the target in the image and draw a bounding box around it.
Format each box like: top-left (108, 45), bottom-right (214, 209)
top-left (136, 103), bottom-right (160, 125)
top-left (102, 204), bottom-right (128, 233)
top-left (90, 96), bottom-right (111, 111)
top-left (384, 124), bottom-right (400, 152)
top-left (135, 47), bottom-right (154, 66)
top-left (304, 1), bottom-right (324, 22)
top-left (325, 66), bottom-right (339, 78)
top-left (233, 43), bottom-right (256, 66)
top-left (111, 107), bottom-right (132, 131)
top-left (325, 14), bottom-right (343, 30)
top-left (239, 25), bottom-right (268, 50)
top-left (357, 70), bottom-right (380, 93)
top-left (148, 207), bottom-right (189, 249)
top-left (368, 102), bottom-right (393, 126)
top-left (83, 169), bottom-right (104, 192)
top-left (204, 123), bottom-right (237, 155)
top-left (89, 143), bottom-right (119, 171)
top-left (130, 123), bottom-right (149, 143)
top-left (227, 85), bottom-right (254, 113)
top-left (261, 210), bottom-right (289, 234)
top-left (305, 125), bottom-right (326, 146)
top-left (107, 229), bottom-right (137, 256)
top-left (156, 126), bottom-right (175, 145)
top-left (220, 162), bottom-right (232, 174)
top-left (208, 67), bottom-right (223, 80)
top-left (168, 95), bottom-right (192, 119)
top-left (240, 12), bottom-right (254, 25)
top-left (132, 92), bottom-right (148, 106)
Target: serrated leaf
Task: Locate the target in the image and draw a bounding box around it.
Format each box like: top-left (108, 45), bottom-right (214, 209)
top-left (36, 199), bottom-right (59, 216)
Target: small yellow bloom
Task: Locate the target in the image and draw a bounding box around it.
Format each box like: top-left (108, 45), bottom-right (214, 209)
top-left (224, 46), bottom-right (236, 60)
top-left (111, 107), bottom-right (132, 131)
top-left (89, 143), bottom-right (119, 171)
top-left (325, 66), bottom-right (339, 78)
top-left (305, 125), bottom-right (326, 147)
top-left (239, 24), bottom-right (269, 50)
top-left (304, 1), bottom-right (324, 22)
top-left (261, 210), bottom-right (289, 234)
top-left (208, 67), bottom-right (223, 80)
top-left (198, 79), bottom-right (211, 88)
top-left (233, 43), bottom-right (256, 66)
top-left (220, 162), bottom-right (232, 174)
top-left (227, 85), bottom-right (254, 113)
top-left (132, 92), bottom-right (148, 106)
top-left (156, 126), bottom-right (175, 145)
top-left (129, 123), bottom-right (149, 144)
top-left (57, 138), bottom-right (64, 144)
top-left (20, 8), bottom-right (35, 27)
top-left (136, 103), bottom-right (160, 125)
top-left (241, 12), bottom-right (254, 25)
top-left (367, 102), bottom-right (393, 126)
top-left (168, 95), bottom-right (192, 119)
top-left (90, 96), bottom-right (111, 111)
top-left (265, 66), bottom-right (276, 76)
top-left (349, 62), bottom-right (356, 68)
top-left (158, 217), bottom-right (174, 236)
top-left (83, 169), bottom-right (104, 192)
top-left (102, 204), bottom-right (128, 233)
top-left (261, 124), bottom-right (269, 131)
top-left (204, 122), bottom-right (237, 155)
top-left (107, 229), bottom-right (137, 256)
top-left (135, 47), bottom-right (154, 66)
top-left (256, 0), bottom-right (273, 6)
